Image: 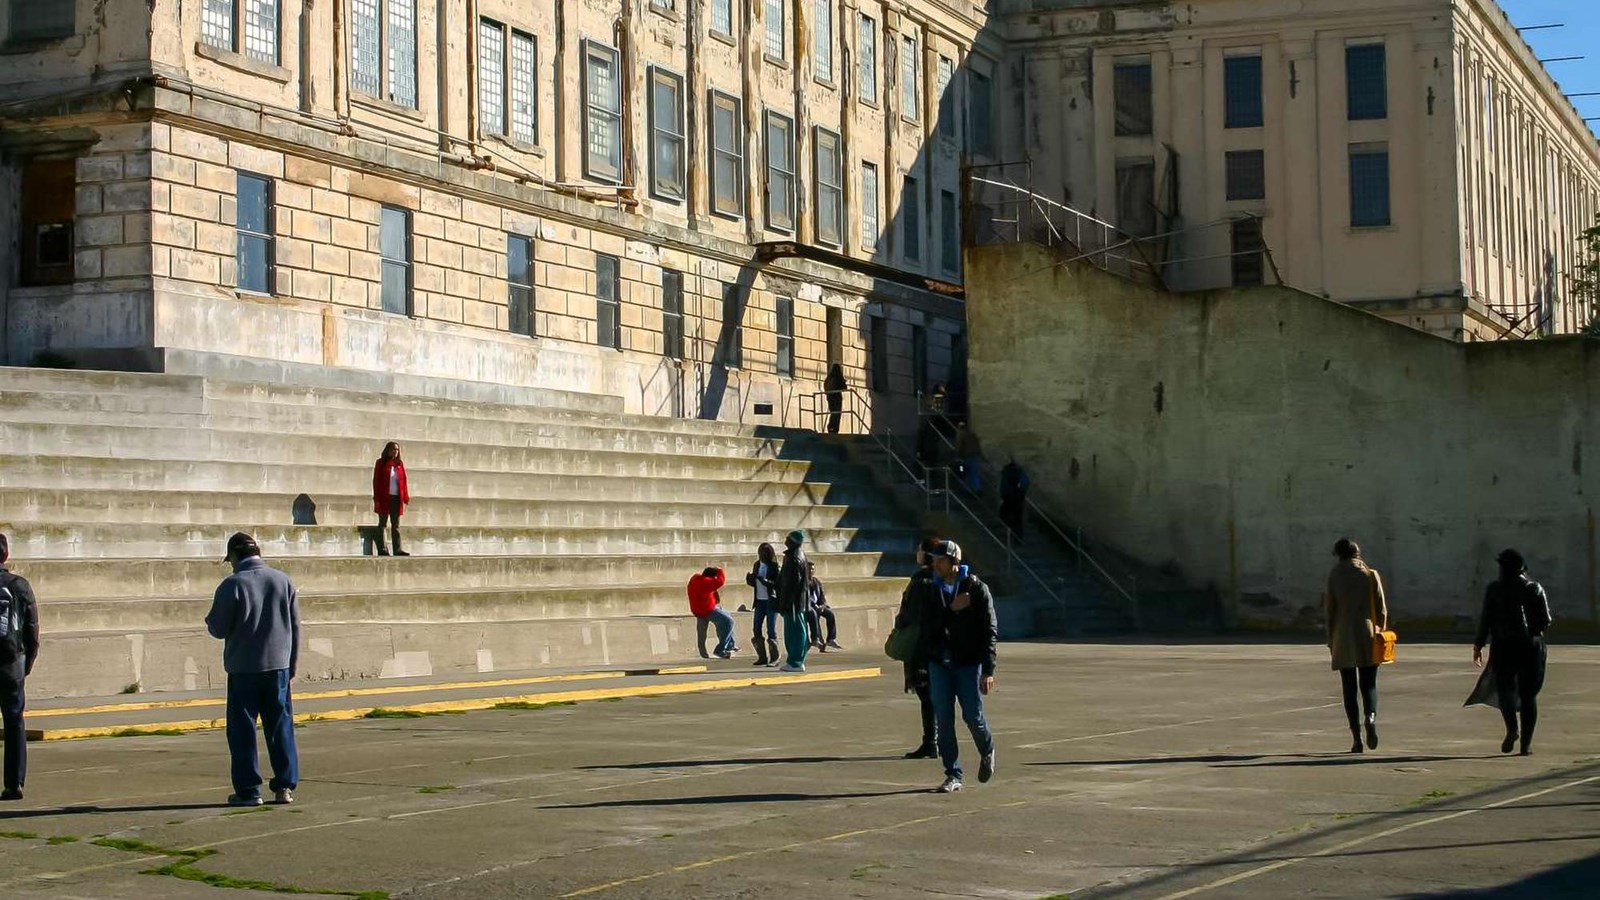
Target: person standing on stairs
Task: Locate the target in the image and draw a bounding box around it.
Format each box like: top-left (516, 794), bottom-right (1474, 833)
top-left (0, 534), bottom-right (41, 802)
top-left (999, 459), bottom-right (1030, 537)
top-left (1323, 538), bottom-right (1388, 754)
top-left (207, 532), bottom-right (300, 807)
top-left (898, 536), bottom-right (941, 760)
top-left (372, 441), bottom-right (411, 557)
top-left (776, 531), bottom-right (811, 672)
top-left (1473, 549), bottom-right (1553, 756)
top-left (824, 363), bottom-right (847, 434)
top-left (746, 543), bottom-right (780, 666)
top-left (954, 422), bottom-right (985, 494)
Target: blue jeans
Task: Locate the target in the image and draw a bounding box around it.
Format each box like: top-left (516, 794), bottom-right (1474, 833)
top-left (701, 607), bottom-right (736, 655)
top-left (928, 660), bottom-right (994, 780)
top-left (226, 670), bottom-right (299, 797)
top-left (751, 600), bottom-right (777, 641)
top-left (0, 674), bottom-right (25, 791)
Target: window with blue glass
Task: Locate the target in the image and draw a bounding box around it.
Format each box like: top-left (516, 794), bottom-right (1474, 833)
top-left (1346, 43), bottom-right (1387, 121)
top-left (1349, 144), bottom-right (1390, 227)
top-left (1224, 55), bottom-right (1263, 129)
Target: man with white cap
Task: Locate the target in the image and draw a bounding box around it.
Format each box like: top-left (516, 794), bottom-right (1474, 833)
top-left (913, 540), bottom-right (998, 794)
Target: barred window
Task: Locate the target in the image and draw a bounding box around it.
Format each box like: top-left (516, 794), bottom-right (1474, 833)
top-left (9, 0), bottom-right (75, 41)
top-left (765, 111), bottom-right (796, 232)
top-left (814, 128), bottom-right (843, 246)
top-left (350, 0), bottom-right (417, 107)
top-left (236, 172), bottom-right (275, 295)
top-left (478, 20), bottom-right (506, 137)
top-left (584, 42), bottom-right (624, 182)
top-left (710, 92), bottom-right (744, 217)
top-left (662, 270), bottom-right (685, 360)
top-left (813, 0), bottom-right (833, 82)
top-left (1346, 43), bottom-right (1387, 121)
top-left (200, 1), bottom-right (280, 65)
top-left (858, 15), bottom-right (877, 103)
top-left (509, 32), bottom-right (538, 144)
top-left (649, 68), bottom-right (686, 201)
top-left (902, 174), bottom-right (921, 261)
top-left (936, 56), bottom-right (955, 139)
top-left (1224, 55), bottom-right (1263, 129)
top-left (1231, 218), bottom-right (1264, 287)
top-left (861, 162), bottom-right (880, 251)
top-left (711, 0), bottom-right (733, 36)
top-left (1225, 150), bottom-right (1265, 201)
top-left (776, 295), bottom-right (795, 378)
top-left (596, 254), bottom-right (621, 349)
top-left (508, 234), bottom-right (535, 336)
top-left (1114, 59), bottom-right (1153, 136)
top-left (764, 0), bottom-right (785, 60)
top-left (1349, 143), bottom-right (1391, 227)
top-left (900, 35), bottom-right (918, 120)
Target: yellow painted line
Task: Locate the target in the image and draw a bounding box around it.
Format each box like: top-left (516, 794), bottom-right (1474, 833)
top-left (36, 667), bottom-right (880, 741)
top-left (27, 666), bottom-right (710, 719)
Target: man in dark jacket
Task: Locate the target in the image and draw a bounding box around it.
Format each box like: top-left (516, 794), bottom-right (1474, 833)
top-left (206, 533), bottom-right (301, 807)
top-left (1473, 548), bottom-right (1554, 756)
top-left (0, 534), bottom-right (41, 801)
top-left (776, 531), bottom-right (811, 672)
top-left (897, 537), bottom-right (942, 759)
top-left (915, 540), bottom-right (998, 793)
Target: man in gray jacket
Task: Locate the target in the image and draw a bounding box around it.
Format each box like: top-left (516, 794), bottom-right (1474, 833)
top-left (206, 533), bottom-right (300, 807)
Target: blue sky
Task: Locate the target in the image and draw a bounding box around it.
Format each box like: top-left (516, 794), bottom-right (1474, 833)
top-left (1499, 0), bottom-right (1600, 133)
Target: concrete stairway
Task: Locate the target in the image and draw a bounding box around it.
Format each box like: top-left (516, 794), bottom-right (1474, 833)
top-left (0, 367), bottom-right (918, 698)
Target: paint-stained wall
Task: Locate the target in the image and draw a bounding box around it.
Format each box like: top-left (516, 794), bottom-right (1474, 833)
top-left (966, 240), bottom-right (1600, 631)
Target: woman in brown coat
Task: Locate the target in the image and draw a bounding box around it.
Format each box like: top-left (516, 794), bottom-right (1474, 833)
top-left (1323, 538), bottom-right (1389, 753)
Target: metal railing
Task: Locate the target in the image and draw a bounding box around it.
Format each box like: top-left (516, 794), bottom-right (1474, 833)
top-left (798, 387), bottom-right (1072, 618)
top-left (919, 404), bottom-right (1140, 625)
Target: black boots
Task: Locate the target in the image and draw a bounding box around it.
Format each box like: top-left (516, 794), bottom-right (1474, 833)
top-left (1349, 727), bottom-right (1364, 754)
top-left (753, 637), bottom-right (769, 666)
top-left (1364, 714), bottom-right (1379, 751)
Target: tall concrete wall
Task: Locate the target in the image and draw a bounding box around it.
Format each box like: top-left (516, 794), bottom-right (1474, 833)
top-left (966, 241), bottom-right (1600, 631)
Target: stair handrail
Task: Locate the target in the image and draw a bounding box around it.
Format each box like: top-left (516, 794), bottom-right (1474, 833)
top-left (919, 405), bottom-right (1140, 622)
top-left (800, 389), bottom-right (1072, 619)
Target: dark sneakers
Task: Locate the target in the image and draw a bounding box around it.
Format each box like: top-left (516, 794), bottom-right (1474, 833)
top-left (1364, 716), bottom-right (1379, 751)
top-left (903, 744), bottom-right (937, 759)
top-left (979, 752), bottom-right (996, 784)
top-left (0, 788), bottom-right (22, 801)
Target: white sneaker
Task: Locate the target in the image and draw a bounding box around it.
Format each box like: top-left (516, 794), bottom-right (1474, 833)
top-left (779, 663), bottom-right (804, 673)
top-left (936, 776), bottom-right (963, 794)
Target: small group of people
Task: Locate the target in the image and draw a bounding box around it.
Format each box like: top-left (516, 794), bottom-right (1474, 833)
top-left (686, 532), bottom-right (844, 668)
top-left (1322, 539), bottom-right (1554, 756)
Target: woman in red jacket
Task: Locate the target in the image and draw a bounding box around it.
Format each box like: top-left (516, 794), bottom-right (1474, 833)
top-left (372, 442), bottom-right (411, 557)
top-left (688, 567), bottom-right (738, 659)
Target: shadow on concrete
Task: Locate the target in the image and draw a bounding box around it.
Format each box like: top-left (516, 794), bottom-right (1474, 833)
top-left (1026, 753), bottom-right (1488, 769)
top-left (541, 787), bottom-right (927, 809)
top-left (579, 754), bottom-right (900, 770)
top-left (0, 802), bottom-right (223, 820)
top-left (1397, 849), bottom-right (1600, 898)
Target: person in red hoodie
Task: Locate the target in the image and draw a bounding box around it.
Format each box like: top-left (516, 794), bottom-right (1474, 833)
top-left (688, 567), bottom-right (738, 659)
top-left (372, 442), bottom-right (411, 557)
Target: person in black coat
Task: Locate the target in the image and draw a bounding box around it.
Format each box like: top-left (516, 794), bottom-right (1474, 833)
top-left (913, 540), bottom-right (998, 794)
top-left (0, 534), bottom-right (40, 801)
top-left (1473, 548), bottom-right (1553, 756)
top-left (896, 537), bottom-right (943, 759)
top-left (824, 364), bottom-right (847, 434)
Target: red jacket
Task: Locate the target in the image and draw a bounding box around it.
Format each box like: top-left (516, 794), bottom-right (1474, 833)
top-left (688, 569), bottom-right (726, 618)
top-left (373, 458), bottom-right (410, 515)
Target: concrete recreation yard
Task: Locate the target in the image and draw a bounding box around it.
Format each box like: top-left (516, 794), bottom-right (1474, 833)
top-left (0, 641), bottom-right (1596, 899)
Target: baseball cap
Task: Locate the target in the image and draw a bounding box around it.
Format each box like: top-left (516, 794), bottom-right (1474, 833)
top-left (934, 540), bottom-right (963, 562)
top-left (224, 531), bottom-right (261, 562)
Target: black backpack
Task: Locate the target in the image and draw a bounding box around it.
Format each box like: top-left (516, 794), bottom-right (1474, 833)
top-left (0, 576), bottom-right (20, 659)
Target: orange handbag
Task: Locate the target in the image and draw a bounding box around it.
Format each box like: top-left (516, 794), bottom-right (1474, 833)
top-left (1370, 575), bottom-right (1397, 665)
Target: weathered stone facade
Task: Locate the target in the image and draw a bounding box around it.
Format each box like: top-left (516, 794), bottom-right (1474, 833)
top-left (0, 0), bottom-right (1001, 426)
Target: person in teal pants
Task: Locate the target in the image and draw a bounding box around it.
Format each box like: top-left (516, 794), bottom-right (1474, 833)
top-left (777, 530), bottom-right (811, 672)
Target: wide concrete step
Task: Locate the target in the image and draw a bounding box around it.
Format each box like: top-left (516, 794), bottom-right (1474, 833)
top-left (4, 522), bottom-right (901, 559)
top-left (0, 425), bottom-right (805, 481)
top-left (0, 392), bottom-right (784, 460)
top-left (0, 455), bottom-right (833, 501)
top-left (0, 487), bottom-right (866, 530)
top-left (33, 605), bottom-right (903, 697)
top-left (0, 364), bottom-right (623, 416)
top-left (12, 551), bottom-right (888, 600)
top-left (43, 576), bottom-right (910, 632)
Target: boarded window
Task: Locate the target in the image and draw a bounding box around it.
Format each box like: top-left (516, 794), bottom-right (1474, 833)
top-left (1231, 218), bottom-right (1264, 287)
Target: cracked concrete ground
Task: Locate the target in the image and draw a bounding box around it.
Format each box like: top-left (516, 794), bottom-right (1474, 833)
top-left (0, 642), bottom-right (1596, 899)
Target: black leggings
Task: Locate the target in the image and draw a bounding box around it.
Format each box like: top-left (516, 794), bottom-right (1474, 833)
top-left (1339, 666), bottom-right (1378, 729)
top-left (1494, 642), bottom-right (1544, 744)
